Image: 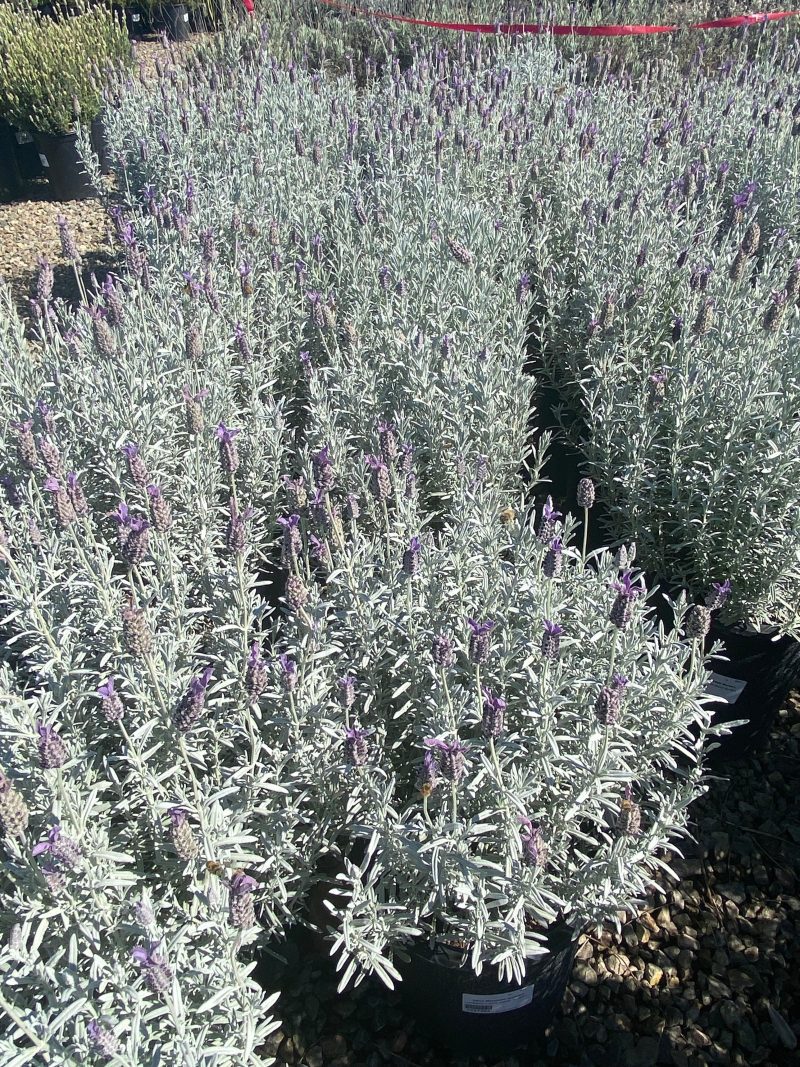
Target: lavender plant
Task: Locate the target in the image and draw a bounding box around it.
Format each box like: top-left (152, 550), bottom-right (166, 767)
top-left (272, 464), bottom-right (719, 987)
top-left (514, 39), bottom-right (800, 631)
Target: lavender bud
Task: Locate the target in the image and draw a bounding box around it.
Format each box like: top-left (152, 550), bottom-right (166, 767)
top-left (36, 258), bottom-right (54, 303)
top-left (446, 236), bottom-right (473, 265)
top-left (785, 259), bottom-right (800, 300)
top-left (132, 943), bottom-right (174, 995)
top-left (215, 423), bottom-right (241, 475)
top-left (57, 215), bottom-right (80, 262)
top-left (763, 290), bottom-right (788, 333)
top-left (576, 478), bottom-right (595, 508)
top-left (245, 642), bottom-right (269, 702)
top-left (146, 485), bottom-right (172, 533)
top-left (87, 1021), bottom-right (120, 1058)
top-left (610, 571), bottom-right (640, 630)
top-left (344, 725), bottom-right (371, 767)
top-left (121, 443), bottom-right (149, 488)
top-left (541, 619), bottom-right (563, 661)
top-left (684, 604), bottom-right (711, 640)
top-left (519, 818), bottom-right (548, 869)
top-left (182, 385), bottom-right (208, 435)
top-left (66, 473), bottom-right (88, 517)
top-left (365, 454), bottom-right (391, 501)
top-left (0, 770), bottom-right (29, 838)
top-left (312, 446), bottom-right (335, 492)
top-left (594, 673), bottom-right (629, 726)
top-left (537, 495), bottom-right (562, 545)
top-left (378, 420), bottom-right (399, 465)
top-left (481, 689), bottom-right (506, 740)
top-left (229, 872), bottom-right (258, 929)
top-left (91, 310), bottom-right (116, 359)
top-left (167, 808), bottom-right (199, 860)
top-left (425, 738), bottom-right (466, 784)
top-left (338, 674), bottom-right (357, 710)
top-left (402, 536), bottom-right (421, 577)
top-left (225, 498), bottom-right (252, 555)
top-left (432, 633), bottom-right (456, 668)
top-left (233, 323), bottom-right (254, 364)
top-left (121, 600), bottom-right (152, 658)
top-left (121, 516), bottom-right (150, 566)
top-left (742, 220), bottom-right (761, 255)
top-left (43, 477), bottom-right (76, 529)
top-left (542, 537), bottom-right (563, 579)
top-left (37, 722), bottom-right (68, 769)
top-left (285, 574), bottom-right (308, 611)
top-left (185, 323), bottom-right (202, 363)
top-left (32, 824), bottom-right (82, 870)
top-left (467, 618), bottom-right (495, 664)
top-left (97, 678), bottom-right (124, 723)
top-left (14, 420), bottom-right (39, 470)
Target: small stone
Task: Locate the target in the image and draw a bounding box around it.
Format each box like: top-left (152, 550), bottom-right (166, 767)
top-left (321, 1035), bottom-right (348, 1060)
top-left (306, 1048), bottom-right (323, 1067)
top-left (391, 1032), bottom-right (408, 1054)
top-left (707, 976), bottom-right (731, 999)
top-left (607, 952), bottom-right (629, 976)
top-left (645, 963), bottom-right (663, 988)
top-left (624, 1035), bottom-right (661, 1066)
top-left (575, 962), bottom-right (599, 986)
top-left (576, 938), bottom-right (594, 960)
top-left (736, 1021), bottom-right (758, 1052)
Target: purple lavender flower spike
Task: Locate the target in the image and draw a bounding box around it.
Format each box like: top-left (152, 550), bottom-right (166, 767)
top-left (277, 513), bottom-right (302, 564)
top-left (98, 678), bottom-right (124, 723)
top-left (344, 724), bottom-right (373, 767)
top-left (424, 737), bottom-right (467, 784)
top-left (215, 423), bottom-right (241, 475)
top-left (365, 454), bottom-right (391, 502)
top-left (402, 536), bottom-right (421, 577)
top-left (32, 824), bottom-right (82, 869)
top-left (378, 420), bottom-right (399, 465)
top-left (132, 943), bottom-right (173, 994)
top-left (543, 537), bottom-right (563, 579)
top-left (432, 633), bottom-right (456, 668)
top-left (481, 688), bottom-right (506, 740)
top-left (312, 445), bottom-right (335, 491)
top-left (541, 620), bottom-right (564, 661)
top-left (468, 618), bottom-right (495, 664)
top-left (66, 473), bottom-right (88, 518)
top-left (121, 442), bottom-right (149, 488)
top-left (417, 749), bottom-right (439, 796)
top-left (705, 579), bottom-right (732, 611)
top-left (338, 674), bottom-right (357, 709)
top-left (173, 666), bottom-right (214, 734)
top-left (146, 485), bottom-right (172, 534)
top-left (609, 570), bottom-right (641, 630)
top-left (225, 498), bottom-right (253, 555)
top-left (87, 1021), bottom-right (119, 1057)
top-left (537, 495), bottom-right (562, 544)
top-left (43, 477), bottom-right (76, 529)
top-left (519, 817), bottom-right (548, 869)
top-left (37, 722), bottom-right (67, 769)
top-left (245, 642), bottom-right (268, 701)
top-left (229, 871), bottom-right (258, 928)
top-left (279, 653), bottom-right (298, 692)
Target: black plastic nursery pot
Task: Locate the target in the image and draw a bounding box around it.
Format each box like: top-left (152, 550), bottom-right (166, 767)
top-left (648, 586), bottom-right (800, 763)
top-left (11, 126), bottom-right (45, 181)
top-left (33, 130), bottom-right (96, 201)
top-left (701, 619), bottom-right (800, 762)
top-left (160, 2), bottom-right (191, 40)
top-left (125, 4), bottom-right (153, 36)
top-left (394, 924), bottom-right (577, 1059)
top-left (0, 121), bottom-right (24, 202)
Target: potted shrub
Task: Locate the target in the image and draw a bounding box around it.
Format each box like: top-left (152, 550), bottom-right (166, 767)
top-left (271, 442), bottom-right (719, 1056)
top-left (521, 43), bottom-right (800, 758)
top-left (0, 2), bottom-right (130, 199)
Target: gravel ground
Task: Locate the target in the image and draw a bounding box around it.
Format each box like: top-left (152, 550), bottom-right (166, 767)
top-left (260, 694), bottom-right (800, 1067)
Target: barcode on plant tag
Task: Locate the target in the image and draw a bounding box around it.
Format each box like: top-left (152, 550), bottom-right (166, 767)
top-left (705, 672), bottom-right (747, 704)
top-left (462, 985), bottom-right (533, 1015)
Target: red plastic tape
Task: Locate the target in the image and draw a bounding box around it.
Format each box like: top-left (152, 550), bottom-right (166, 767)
top-left (315, 0), bottom-right (799, 36)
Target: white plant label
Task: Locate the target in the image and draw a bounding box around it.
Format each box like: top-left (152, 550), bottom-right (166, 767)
top-left (462, 985), bottom-right (534, 1014)
top-left (705, 673), bottom-right (747, 704)
top-left (132, 12), bottom-right (141, 20)
top-left (183, 11), bottom-right (189, 19)
top-left (39, 154), bottom-right (49, 168)
top-left (15, 130), bottom-right (33, 145)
